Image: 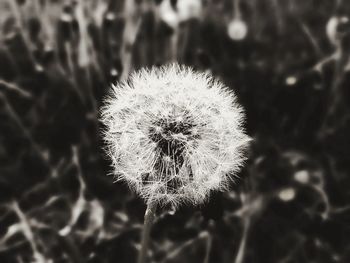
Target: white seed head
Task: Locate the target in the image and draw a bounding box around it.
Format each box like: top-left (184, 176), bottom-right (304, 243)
top-left (101, 64), bottom-right (251, 207)
top-left (326, 16), bottom-right (349, 46)
top-left (228, 19), bottom-right (248, 41)
top-left (177, 0), bottom-right (202, 21)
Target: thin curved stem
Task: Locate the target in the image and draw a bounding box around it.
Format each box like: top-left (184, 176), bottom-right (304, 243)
top-left (137, 202), bottom-right (157, 263)
top-left (233, 0), bottom-right (241, 18)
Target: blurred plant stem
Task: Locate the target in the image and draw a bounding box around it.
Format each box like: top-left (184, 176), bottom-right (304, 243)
top-left (138, 202), bottom-right (157, 263)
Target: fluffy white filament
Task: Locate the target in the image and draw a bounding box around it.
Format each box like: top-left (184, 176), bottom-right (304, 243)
top-left (101, 64), bottom-right (250, 206)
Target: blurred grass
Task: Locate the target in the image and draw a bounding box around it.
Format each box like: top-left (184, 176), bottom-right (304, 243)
top-left (0, 0), bottom-right (350, 262)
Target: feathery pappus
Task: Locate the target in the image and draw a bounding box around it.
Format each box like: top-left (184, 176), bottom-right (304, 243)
top-left (101, 64), bottom-right (250, 206)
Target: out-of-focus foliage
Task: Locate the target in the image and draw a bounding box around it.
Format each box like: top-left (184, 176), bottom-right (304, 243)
top-left (0, 0), bottom-right (349, 262)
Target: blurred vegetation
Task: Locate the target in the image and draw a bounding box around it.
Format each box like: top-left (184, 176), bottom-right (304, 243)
top-left (0, 0), bottom-right (350, 262)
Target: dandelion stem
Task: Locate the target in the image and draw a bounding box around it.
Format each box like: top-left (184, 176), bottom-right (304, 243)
top-left (138, 202), bottom-right (157, 263)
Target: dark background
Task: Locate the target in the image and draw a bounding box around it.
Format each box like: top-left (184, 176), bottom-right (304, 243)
top-left (0, 0), bottom-right (350, 262)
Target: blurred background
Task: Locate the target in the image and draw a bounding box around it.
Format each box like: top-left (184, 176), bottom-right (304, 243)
top-left (0, 0), bottom-right (350, 262)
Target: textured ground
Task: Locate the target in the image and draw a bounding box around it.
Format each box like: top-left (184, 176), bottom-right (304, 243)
top-left (0, 0), bottom-right (350, 262)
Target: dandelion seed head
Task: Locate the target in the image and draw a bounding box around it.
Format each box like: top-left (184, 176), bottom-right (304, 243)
top-left (101, 64), bottom-right (250, 207)
top-left (228, 19), bottom-right (248, 41)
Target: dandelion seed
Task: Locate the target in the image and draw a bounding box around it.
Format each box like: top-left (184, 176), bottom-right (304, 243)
top-left (101, 64), bottom-right (250, 207)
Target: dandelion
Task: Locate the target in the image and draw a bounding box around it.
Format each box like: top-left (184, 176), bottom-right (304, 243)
top-left (177, 0), bottom-right (202, 22)
top-left (228, 18), bottom-right (248, 41)
top-left (100, 64), bottom-right (250, 263)
top-left (326, 16), bottom-right (349, 46)
top-left (228, 0), bottom-right (248, 41)
top-left (158, 0), bottom-right (202, 29)
top-left (101, 64), bottom-right (250, 205)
